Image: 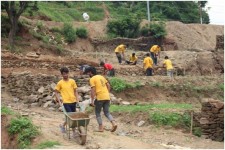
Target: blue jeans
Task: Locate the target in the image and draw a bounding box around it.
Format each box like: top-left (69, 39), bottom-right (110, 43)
top-left (94, 100), bottom-right (114, 125)
top-left (63, 102), bottom-right (76, 112)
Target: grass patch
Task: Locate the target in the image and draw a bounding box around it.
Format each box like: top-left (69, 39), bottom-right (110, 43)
top-left (34, 2), bottom-right (104, 22)
top-left (150, 111), bottom-right (191, 129)
top-left (8, 116), bottom-right (39, 148)
top-left (35, 141), bottom-right (60, 149)
top-left (1, 106), bottom-right (14, 115)
top-left (193, 127), bottom-right (202, 137)
top-left (150, 81), bottom-right (163, 87)
top-left (110, 103), bottom-right (192, 113)
top-left (109, 77), bottom-right (143, 92)
top-left (218, 84), bottom-right (224, 91)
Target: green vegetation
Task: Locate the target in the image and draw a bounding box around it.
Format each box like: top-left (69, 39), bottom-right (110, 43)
top-left (20, 1), bottom-right (209, 24)
top-left (35, 141), bottom-right (60, 149)
top-left (8, 116), bottom-right (39, 148)
top-left (110, 103), bottom-right (192, 113)
top-left (76, 27), bottom-right (88, 38)
top-left (106, 1), bottom-right (209, 24)
top-left (31, 2), bottom-right (104, 22)
top-left (109, 77), bottom-right (142, 92)
top-left (50, 27), bottom-right (62, 33)
top-left (56, 45), bottom-right (64, 54)
top-left (1, 106), bottom-right (14, 115)
top-left (150, 112), bottom-right (191, 128)
top-left (107, 18), bottom-right (140, 38)
top-left (110, 104), bottom-right (192, 130)
top-left (36, 20), bottom-right (43, 29)
top-left (193, 127), bottom-right (202, 137)
top-left (218, 84), bottom-right (224, 91)
top-left (149, 81), bottom-right (163, 87)
top-left (1, 14), bottom-right (10, 38)
top-left (62, 23), bottom-right (77, 43)
top-left (142, 22), bottom-right (167, 38)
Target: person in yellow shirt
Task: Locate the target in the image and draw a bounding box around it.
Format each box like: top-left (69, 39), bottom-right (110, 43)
top-left (150, 45), bottom-right (161, 66)
top-left (163, 56), bottom-right (174, 80)
top-left (143, 53), bottom-right (154, 76)
top-left (86, 67), bottom-right (117, 132)
top-left (54, 67), bottom-right (79, 133)
top-left (114, 44), bottom-right (127, 64)
top-left (126, 53), bottom-right (138, 65)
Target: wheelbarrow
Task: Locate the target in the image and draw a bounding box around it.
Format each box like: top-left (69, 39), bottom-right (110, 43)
top-left (64, 111), bottom-right (90, 145)
top-left (57, 99), bottom-right (90, 145)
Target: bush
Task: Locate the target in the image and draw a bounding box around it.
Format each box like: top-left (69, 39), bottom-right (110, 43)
top-left (36, 21), bottom-right (43, 29)
top-left (149, 22), bottom-right (167, 38)
top-left (107, 17), bottom-right (140, 38)
top-left (76, 27), bottom-right (88, 38)
top-left (8, 116), bottom-right (39, 148)
top-left (1, 106), bottom-right (14, 115)
top-left (31, 31), bottom-right (43, 40)
top-left (193, 127), bottom-right (202, 137)
top-left (140, 21), bottom-right (167, 38)
top-left (62, 23), bottom-right (76, 43)
top-left (50, 27), bottom-right (62, 33)
top-left (109, 77), bottom-right (133, 92)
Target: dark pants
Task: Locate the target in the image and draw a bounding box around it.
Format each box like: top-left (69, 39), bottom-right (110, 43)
top-left (115, 52), bottom-right (122, 64)
top-left (63, 102), bottom-right (76, 112)
top-left (94, 100), bottom-right (114, 125)
top-left (108, 69), bottom-right (115, 76)
top-left (126, 60), bottom-right (137, 65)
top-left (146, 68), bottom-right (153, 76)
top-left (150, 52), bottom-right (157, 65)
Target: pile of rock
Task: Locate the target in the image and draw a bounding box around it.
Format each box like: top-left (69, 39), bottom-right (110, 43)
top-left (3, 72), bottom-right (124, 111)
top-left (195, 99), bottom-right (224, 142)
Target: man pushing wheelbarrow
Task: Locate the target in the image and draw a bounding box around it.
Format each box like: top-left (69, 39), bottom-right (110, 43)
top-left (54, 67), bottom-right (91, 145)
top-left (54, 67), bottom-right (80, 136)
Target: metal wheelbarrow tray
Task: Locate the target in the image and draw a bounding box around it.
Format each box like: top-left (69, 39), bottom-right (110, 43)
top-left (65, 112), bottom-right (90, 145)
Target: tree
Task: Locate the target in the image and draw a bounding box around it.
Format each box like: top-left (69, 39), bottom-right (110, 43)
top-left (1, 1), bottom-right (37, 49)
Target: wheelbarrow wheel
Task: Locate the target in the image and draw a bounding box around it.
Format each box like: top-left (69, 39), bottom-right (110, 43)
top-left (79, 126), bottom-right (87, 145)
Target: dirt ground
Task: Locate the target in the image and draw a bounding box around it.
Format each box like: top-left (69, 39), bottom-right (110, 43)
top-left (1, 91), bottom-right (224, 149)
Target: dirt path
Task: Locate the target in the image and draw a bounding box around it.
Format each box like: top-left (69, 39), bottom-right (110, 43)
top-left (1, 90), bottom-right (224, 149)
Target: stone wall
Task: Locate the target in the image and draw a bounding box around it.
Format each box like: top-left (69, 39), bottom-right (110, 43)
top-left (194, 99), bottom-right (224, 142)
top-left (91, 37), bottom-right (162, 52)
top-left (2, 72), bottom-right (123, 111)
top-left (215, 35), bottom-right (224, 50)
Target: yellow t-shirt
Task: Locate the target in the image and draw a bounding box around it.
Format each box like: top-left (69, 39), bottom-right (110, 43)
top-left (150, 45), bottom-right (161, 54)
top-left (115, 44), bottom-right (126, 53)
top-left (55, 79), bottom-right (77, 103)
top-left (129, 55), bottom-right (138, 62)
top-left (163, 59), bottom-right (173, 70)
top-left (90, 75), bottom-right (110, 100)
top-left (143, 57), bottom-right (153, 70)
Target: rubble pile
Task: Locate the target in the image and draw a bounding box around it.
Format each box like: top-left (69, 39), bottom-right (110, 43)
top-left (3, 72), bottom-right (124, 111)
